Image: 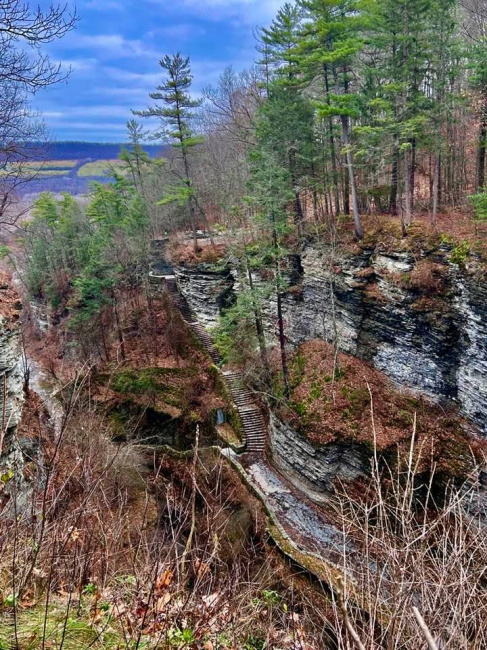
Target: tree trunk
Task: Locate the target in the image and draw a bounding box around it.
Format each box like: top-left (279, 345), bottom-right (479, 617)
top-left (246, 261), bottom-right (271, 389)
top-left (343, 165), bottom-right (350, 215)
top-left (272, 224), bottom-right (290, 399)
top-left (112, 293), bottom-right (126, 360)
top-left (390, 144), bottom-right (399, 215)
top-left (180, 135), bottom-right (198, 253)
top-left (410, 138), bottom-right (416, 211)
top-left (289, 150), bottom-right (304, 238)
top-left (324, 66), bottom-right (341, 216)
top-left (276, 289), bottom-right (290, 399)
top-left (477, 96), bottom-right (487, 191)
top-left (432, 153), bottom-right (440, 228)
top-left (341, 115), bottom-right (363, 239)
top-left (403, 147), bottom-right (412, 226)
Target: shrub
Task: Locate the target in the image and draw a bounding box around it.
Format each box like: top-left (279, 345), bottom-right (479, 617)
top-left (450, 240), bottom-right (470, 265)
top-left (469, 191), bottom-right (487, 222)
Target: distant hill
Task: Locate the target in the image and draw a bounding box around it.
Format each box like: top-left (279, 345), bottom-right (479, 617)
top-left (15, 141), bottom-right (169, 197)
top-left (27, 140), bottom-right (166, 161)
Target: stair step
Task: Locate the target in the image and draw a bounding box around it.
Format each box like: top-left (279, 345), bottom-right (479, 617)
top-left (161, 278), bottom-right (267, 456)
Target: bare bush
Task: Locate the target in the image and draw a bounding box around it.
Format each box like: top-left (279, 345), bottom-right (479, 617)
top-left (329, 428), bottom-right (487, 649)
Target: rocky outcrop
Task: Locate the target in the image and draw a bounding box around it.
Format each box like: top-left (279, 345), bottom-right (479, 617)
top-left (0, 280), bottom-right (24, 433)
top-left (269, 413), bottom-right (369, 493)
top-left (280, 245), bottom-right (487, 434)
top-left (173, 243), bottom-right (487, 436)
top-left (0, 278), bottom-right (27, 515)
top-left (174, 265), bottom-right (234, 328)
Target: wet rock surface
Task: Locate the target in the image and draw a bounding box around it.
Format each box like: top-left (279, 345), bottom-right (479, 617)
top-left (245, 458), bottom-right (347, 563)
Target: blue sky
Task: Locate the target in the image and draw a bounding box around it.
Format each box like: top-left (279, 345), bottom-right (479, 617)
top-left (33, 0), bottom-right (282, 142)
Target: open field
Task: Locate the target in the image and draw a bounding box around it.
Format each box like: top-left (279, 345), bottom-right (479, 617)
top-left (77, 159), bottom-right (123, 176)
top-left (23, 159), bottom-right (79, 170)
top-left (0, 168), bottom-right (69, 177)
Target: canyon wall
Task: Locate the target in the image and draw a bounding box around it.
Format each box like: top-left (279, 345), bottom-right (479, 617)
top-left (0, 278), bottom-right (27, 514)
top-left (174, 241), bottom-right (487, 436)
top-left (0, 280), bottom-right (24, 434)
top-left (174, 264), bottom-right (234, 328)
top-left (280, 245), bottom-right (487, 434)
top-left (269, 413), bottom-right (369, 493)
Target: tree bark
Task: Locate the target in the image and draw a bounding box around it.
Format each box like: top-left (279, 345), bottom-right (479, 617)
top-left (246, 261), bottom-right (271, 389)
top-left (390, 144), bottom-right (399, 215)
top-left (477, 96), bottom-right (487, 191)
top-left (341, 115), bottom-right (363, 239)
top-left (324, 66), bottom-right (341, 215)
top-left (272, 224), bottom-right (290, 399)
top-left (289, 149), bottom-right (304, 238)
top-left (403, 147), bottom-right (412, 226)
top-left (432, 153), bottom-right (440, 228)
top-left (410, 138), bottom-right (416, 211)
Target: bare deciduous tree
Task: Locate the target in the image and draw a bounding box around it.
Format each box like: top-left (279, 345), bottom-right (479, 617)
top-left (0, 0), bottom-right (77, 228)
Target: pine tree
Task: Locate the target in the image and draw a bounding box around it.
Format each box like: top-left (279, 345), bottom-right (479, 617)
top-left (297, 0), bottom-right (365, 237)
top-left (248, 149), bottom-right (294, 398)
top-left (133, 53), bottom-right (203, 251)
top-left (366, 0), bottom-right (433, 224)
top-left (427, 0), bottom-right (458, 224)
top-left (470, 36), bottom-right (487, 191)
top-left (257, 4), bottom-right (314, 237)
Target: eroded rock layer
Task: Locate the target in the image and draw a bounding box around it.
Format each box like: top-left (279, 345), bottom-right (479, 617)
top-left (175, 243), bottom-right (487, 435)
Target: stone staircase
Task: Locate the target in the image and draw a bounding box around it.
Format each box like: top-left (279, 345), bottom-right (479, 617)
top-left (189, 322), bottom-right (221, 364)
top-left (222, 371), bottom-right (267, 454)
top-left (156, 273), bottom-right (267, 455)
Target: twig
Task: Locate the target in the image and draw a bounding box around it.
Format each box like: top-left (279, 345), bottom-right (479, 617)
top-left (413, 607), bottom-right (439, 650)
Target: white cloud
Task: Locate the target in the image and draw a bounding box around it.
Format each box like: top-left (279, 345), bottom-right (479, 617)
top-left (43, 111), bottom-right (64, 118)
top-left (147, 0), bottom-right (283, 25)
top-left (148, 23), bottom-right (204, 41)
top-left (83, 0), bottom-right (126, 11)
top-left (49, 120), bottom-right (129, 132)
top-left (58, 33), bottom-right (160, 60)
top-left (43, 105), bottom-right (133, 120)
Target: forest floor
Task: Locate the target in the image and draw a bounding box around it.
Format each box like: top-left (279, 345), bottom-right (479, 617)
top-left (167, 208), bottom-right (487, 268)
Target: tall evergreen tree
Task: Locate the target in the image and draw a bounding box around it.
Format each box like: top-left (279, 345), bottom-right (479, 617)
top-left (366, 0), bottom-right (434, 224)
top-left (258, 4), bottom-right (314, 236)
top-left (470, 36), bottom-right (487, 191)
top-left (133, 53), bottom-right (203, 251)
top-left (297, 0), bottom-right (365, 237)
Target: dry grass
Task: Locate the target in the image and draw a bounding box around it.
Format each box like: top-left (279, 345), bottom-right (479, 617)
top-left (169, 241), bottom-right (228, 266)
top-left (0, 381), bottom-right (334, 649)
top-left (328, 434), bottom-right (487, 649)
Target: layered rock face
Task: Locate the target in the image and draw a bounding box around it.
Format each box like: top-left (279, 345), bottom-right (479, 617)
top-left (0, 281), bottom-right (24, 434)
top-left (269, 413), bottom-right (368, 493)
top-left (280, 245), bottom-right (487, 434)
top-left (0, 279), bottom-right (27, 514)
top-left (174, 265), bottom-right (234, 328)
top-left (175, 243), bottom-right (487, 436)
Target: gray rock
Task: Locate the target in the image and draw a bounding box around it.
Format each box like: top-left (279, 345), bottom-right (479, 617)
top-left (174, 265), bottom-right (234, 329)
top-left (269, 413), bottom-right (369, 493)
top-left (174, 243), bottom-right (487, 436)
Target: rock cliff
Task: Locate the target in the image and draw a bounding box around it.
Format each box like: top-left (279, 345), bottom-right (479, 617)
top-left (269, 413), bottom-right (369, 494)
top-left (0, 278), bottom-right (24, 434)
top-left (174, 241), bottom-right (487, 436)
top-left (174, 264), bottom-right (234, 328)
top-left (280, 244), bottom-right (487, 434)
top-left (0, 277), bottom-right (27, 514)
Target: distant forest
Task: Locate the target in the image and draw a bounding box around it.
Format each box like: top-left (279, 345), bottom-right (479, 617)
top-left (17, 141), bottom-right (167, 197)
top-left (27, 141), bottom-right (165, 161)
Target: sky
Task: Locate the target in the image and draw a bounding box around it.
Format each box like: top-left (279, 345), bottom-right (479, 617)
top-left (33, 0), bottom-right (282, 143)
